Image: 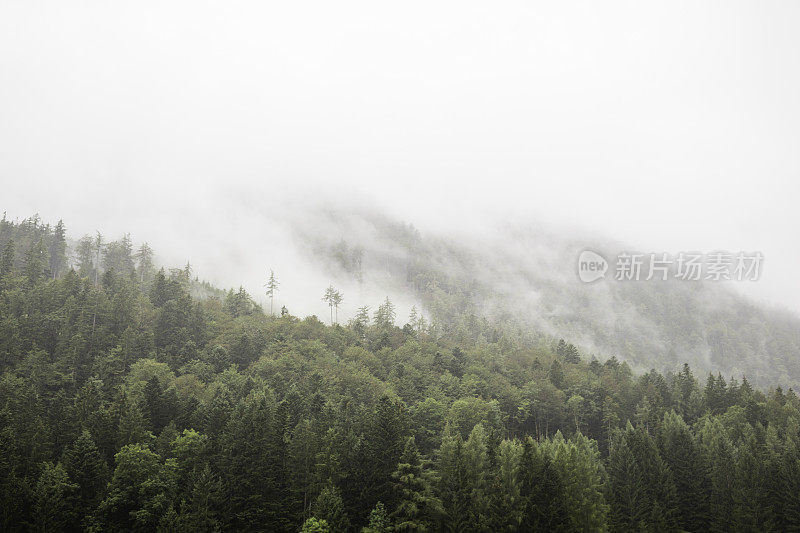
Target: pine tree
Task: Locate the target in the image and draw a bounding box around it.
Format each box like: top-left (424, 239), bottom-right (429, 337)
top-left (356, 396), bottom-right (409, 522)
top-left (311, 483), bottom-right (351, 533)
top-left (608, 423), bottom-right (678, 531)
top-left (519, 437), bottom-right (569, 532)
top-left (61, 430), bottom-right (109, 514)
top-left (607, 429), bottom-right (647, 531)
top-left (436, 427), bottom-right (471, 532)
top-left (374, 297), bottom-right (396, 329)
top-left (352, 305), bottom-right (371, 339)
top-left (93, 232), bottom-right (104, 287)
top-left (488, 438), bottom-right (523, 531)
top-left (301, 517), bottom-right (331, 533)
top-left (697, 417), bottom-right (737, 531)
top-left (219, 390), bottom-right (293, 531)
top-left (733, 435), bottom-right (770, 529)
top-left (548, 359), bottom-right (565, 389)
top-left (144, 376), bottom-right (169, 433)
top-left (363, 502), bottom-right (390, 533)
top-left (76, 235), bottom-right (96, 278)
top-left (97, 443), bottom-right (177, 531)
top-left (391, 437), bottom-right (440, 531)
top-left (659, 411), bottom-right (710, 532)
top-left (23, 238), bottom-right (47, 285)
top-left (323, 285), bottom-right (339, 325)
top-left (264, 269), bottom-right (279, 315)
top-left (542, 431), bottom-right (608, 531)
top-left (135, 242), bottom-right (155, 287)
top-left (31, 462), bottom-right (77, 532)
top-left (48, 219), bottom-right (67, 278)
top-left (0, 238), bottom-right (14, 277)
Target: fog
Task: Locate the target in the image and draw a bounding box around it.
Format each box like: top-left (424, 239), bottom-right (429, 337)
top-left (2, 0), bottom-right (799, 318)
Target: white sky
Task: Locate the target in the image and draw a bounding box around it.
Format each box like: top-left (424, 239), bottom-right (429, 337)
top-left (1, 1), bottom-right (799, 314)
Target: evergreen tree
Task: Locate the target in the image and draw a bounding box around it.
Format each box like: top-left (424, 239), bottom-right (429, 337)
top-left (697, 417), bottom-right (737, 531)
top-left (219, 390), bottom-right (293, 531)
top-left (548, 359), bottom-right (565, 389)
top-left (23, 238), bottom-right (47, 285)
top-left (311, 483), bottom-right (351, 533)
top-left (355, 395), bottom-right (409, 523)
top-left (519, 437), bottom-right (569, 532)
top-left (362, 502), bottom-right (390, 533)
top-left (391, 437), bottom-right (440, 531)
top-left (97, 444), bottom-right (177, 531)
top-left (61, 430), bottom-right (109, 515)
top-left (264, 269), bottom-right (279, 315)
top-left (608, 423), bottom-right (678, 532)
top-left (374, 297), bottom-right (396, 329)
top-left (135, 242), bottom-right (155, 287)
top-left (0, 238), bottom-right (14, 277)
top-left (301, 517), bottom-right (331, 533)
top-left (436, 427), bottom-right (471, 532)
top-left (48, 220), bottom-right (67, 279)
top-left (542, 431), bottom-right (608, 531)
top-left (659, 411), bottom-right (710, 532)
top-left (352, 305), bottom-right (371, 339)
top-left (31, 462), bottom-right (77, 533)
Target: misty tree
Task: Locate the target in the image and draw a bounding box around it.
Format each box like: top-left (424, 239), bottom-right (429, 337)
top-left (352, 305), bottom-right (371, 339)
top-left (0, 238), bottom-right (14, 277)
top-left (93, 231), bottom-right (104, 287)
top-left (75, 235), bottom-right (95, 278)
top-left (374, 297), bottom-right (396, 329)
top-left (322, 285), bottom-right (343, 325)
top-left (48, 219), bottom-right (67, 279)
top-left (408, 306), bottom-right (428, 333)
top-left (416, 314), bottom-right (428, 334)
top-left (104, 233), bottom-right (136, 278)
top-left (23, 238), bottom-right (47, 285)
top-left (333, 290), bottom-right (342, 324)
top-left (135, 242), bottom-right (155, 288)
top-left (264, 269), bottom-right (279, 315)
top-left (556, 339), bottom-right (581, 364)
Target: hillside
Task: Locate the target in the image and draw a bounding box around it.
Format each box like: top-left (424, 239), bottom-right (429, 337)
top-left (291, 208), bottom-right (800, 388)
top-left (1, 214), bottom-right (799, 531)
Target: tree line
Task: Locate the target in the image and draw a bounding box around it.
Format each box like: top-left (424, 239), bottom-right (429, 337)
top-left (1, 215), bottom-right (799, 531)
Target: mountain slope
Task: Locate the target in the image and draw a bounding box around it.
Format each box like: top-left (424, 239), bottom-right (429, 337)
top-left (291, 208), bottom-right (800, 388)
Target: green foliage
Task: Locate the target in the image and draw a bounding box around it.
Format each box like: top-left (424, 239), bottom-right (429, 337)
top-left (31, 462), bottom-right (77, 532)
top-left (1, 214), bottom-right (799, 531)
top-left (301, 517), bottom-right (331, 533)
top-left (391, 437), bottom-right (440, 531)
top-left (362, 502), bottom-right (390, 533)
top-left (311, 483), bottom-right (350, 533)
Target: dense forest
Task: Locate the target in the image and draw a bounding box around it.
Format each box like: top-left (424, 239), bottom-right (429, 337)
top-left (294, 209), bottom-right (800, 389)
top-left (2, 214), bottom-right (800, 532)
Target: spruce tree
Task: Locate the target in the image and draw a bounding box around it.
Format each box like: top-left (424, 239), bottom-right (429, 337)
top-left (31, 462), bottom-right (77, 532)
top-left (61, 430), bottom-right (109, 514)
top-left (391, 437), bottom-right (440, 531)
top-left (659, 411), bottom-right (710, 532)
top-left (311, 483), bottom-right (351, 533)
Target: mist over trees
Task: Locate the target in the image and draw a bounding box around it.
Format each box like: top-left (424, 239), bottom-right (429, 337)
top-left (294, 209), bottom-right (800, 389)
top-left (1, 214), bottom-right (800, 532)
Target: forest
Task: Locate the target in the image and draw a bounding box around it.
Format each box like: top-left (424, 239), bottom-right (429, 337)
top-left (1, 214), bottom-right (800, 532)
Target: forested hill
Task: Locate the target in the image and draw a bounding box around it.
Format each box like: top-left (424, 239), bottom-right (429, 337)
top-left (292, 208), bottom-right (800, 389)
top-left (1, 214), bottom-right (800, 532)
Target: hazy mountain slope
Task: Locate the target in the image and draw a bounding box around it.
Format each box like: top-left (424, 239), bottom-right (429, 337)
top-left (291, 209), bottom-right (800, 388)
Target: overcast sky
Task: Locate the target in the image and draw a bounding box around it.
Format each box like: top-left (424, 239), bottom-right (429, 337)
top-left (1, 1), bottom-right (799, 314)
